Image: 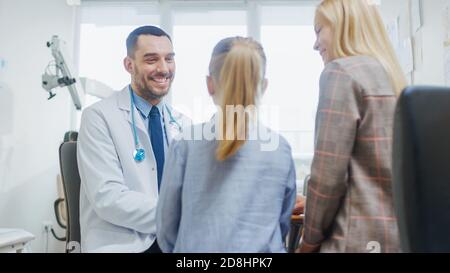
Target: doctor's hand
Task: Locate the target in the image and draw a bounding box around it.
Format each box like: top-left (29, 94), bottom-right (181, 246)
top-left (292, 195), bottom-right (305, 215)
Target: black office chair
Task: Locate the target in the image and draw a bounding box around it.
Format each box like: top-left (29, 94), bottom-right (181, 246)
top-left (58, 141), bottom-right (81, 253)
top-left (392, 86), bottom-right (450, 253)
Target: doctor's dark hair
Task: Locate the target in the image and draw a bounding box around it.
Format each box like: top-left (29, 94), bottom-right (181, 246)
top-left (126, 25), bottom-right (172, 58)
top-left (209, 37), bottom-right (266, 161)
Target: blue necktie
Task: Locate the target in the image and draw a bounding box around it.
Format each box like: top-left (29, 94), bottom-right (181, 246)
top-left (149, 106), bottom-right (165, 191)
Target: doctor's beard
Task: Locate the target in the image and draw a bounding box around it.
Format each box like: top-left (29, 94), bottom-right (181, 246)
top-left (133, 71), bottom-right (174, 102)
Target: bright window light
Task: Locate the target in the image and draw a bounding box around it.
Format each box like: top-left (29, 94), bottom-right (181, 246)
top-left (77, 4), bottom-right (159, 127)
top-left (171, 10), bottom-right (247, 124)
top-left (261, 5), bottom-right (323, 185)
top-left (76, 3), bottom-right (324, 184)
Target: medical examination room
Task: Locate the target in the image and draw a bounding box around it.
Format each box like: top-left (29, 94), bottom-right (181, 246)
top-left (0, 0), bottom-right (449, 255)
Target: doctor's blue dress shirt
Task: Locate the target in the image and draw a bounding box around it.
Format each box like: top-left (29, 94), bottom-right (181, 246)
top-left (131, 90), bottom-right (168, 150)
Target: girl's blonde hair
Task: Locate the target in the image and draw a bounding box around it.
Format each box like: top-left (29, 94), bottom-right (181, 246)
top-left (316, 0), bottom-right (406, 95)
top-left (209, 37), bottom-right (266, 161)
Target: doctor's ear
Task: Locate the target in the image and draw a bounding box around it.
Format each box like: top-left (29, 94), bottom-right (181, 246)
top-left (207, 75), bottom-right (215, 96)
top-left (124, 56), bottom-right (134, 74)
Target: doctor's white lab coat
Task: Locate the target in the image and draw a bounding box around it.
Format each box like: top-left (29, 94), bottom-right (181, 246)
top-left (77, 87), bottom-right (190, 253)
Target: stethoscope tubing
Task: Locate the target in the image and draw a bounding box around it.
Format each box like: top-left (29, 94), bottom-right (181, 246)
top-left (129, 85), bottom-right (182, 162)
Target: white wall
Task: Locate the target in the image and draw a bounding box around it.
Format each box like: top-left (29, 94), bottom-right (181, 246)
top-left (414, 0), bottom-right (446, 85)
top-left (0, 0), bottom-right (77, 252)
top-left (379, 0), bottom-right (446, 86)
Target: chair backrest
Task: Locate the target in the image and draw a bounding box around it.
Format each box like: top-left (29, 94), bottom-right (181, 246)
top-left (63, 131), bottom-right (78, 142)
top-left (58, 141), bottom-right (81, 252)
top-left (392, 86), bottom-right (450, 253)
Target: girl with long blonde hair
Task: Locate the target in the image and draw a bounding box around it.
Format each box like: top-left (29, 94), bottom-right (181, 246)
top-left (156, 37), bottom-right (297, 252)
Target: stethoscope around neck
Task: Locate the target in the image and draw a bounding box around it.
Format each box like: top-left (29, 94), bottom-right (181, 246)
top-left (129, 85), bottom-right (182, 162)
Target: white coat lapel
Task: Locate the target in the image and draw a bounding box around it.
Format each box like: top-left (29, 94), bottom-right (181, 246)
top-left (117, 87), bottom-right (148, 136)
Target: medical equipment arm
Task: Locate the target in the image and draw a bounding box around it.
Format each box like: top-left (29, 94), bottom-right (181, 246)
top-left (42, 35), bottom-right (84, 110)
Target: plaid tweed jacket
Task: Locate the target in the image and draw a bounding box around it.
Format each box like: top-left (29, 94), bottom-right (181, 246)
top-left (302, 55), bottom-right (401, 253)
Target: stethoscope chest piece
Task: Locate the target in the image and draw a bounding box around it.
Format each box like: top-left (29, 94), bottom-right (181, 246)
top-left (133, 148), bottom-right (145, 162)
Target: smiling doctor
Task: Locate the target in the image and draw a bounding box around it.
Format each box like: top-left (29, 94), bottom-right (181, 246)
top-left (77, 26), bottom-right (190, 253)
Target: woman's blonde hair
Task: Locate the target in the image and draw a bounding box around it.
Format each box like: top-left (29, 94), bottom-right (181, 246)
top-left (315, 0), bottom-right (406, 95)
top-left (209, 37), bottom-right (266, 161)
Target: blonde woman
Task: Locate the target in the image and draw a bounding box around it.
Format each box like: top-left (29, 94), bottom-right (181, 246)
top-left (156, 37), bottom-right (297, 252)
top-left (300, 0), bottom-right (406, 253)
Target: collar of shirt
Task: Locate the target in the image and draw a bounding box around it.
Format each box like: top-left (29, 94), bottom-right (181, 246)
top-left (131, 90), bottom-right (165, 122)
top-left (129, 87), bottom-right (169, 148)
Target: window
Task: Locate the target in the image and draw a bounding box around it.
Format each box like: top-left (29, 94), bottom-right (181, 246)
top-left (260, 5), bottom-right (323, 184)
top-left (77, 3), bottom-right (160, 126)
top-left (76, 1), bottom-right (323, 186)
top-left (171, 9), bottom-right (247, 123)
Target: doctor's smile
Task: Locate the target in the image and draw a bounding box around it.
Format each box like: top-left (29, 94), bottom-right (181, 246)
top-left (148, 73), bottom-right (173, 88)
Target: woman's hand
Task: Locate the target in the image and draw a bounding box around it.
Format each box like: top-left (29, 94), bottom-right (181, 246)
top-left (296, 241), bottom-right (320, 253)
top-left (292, 195), bottom-right (306, 215)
